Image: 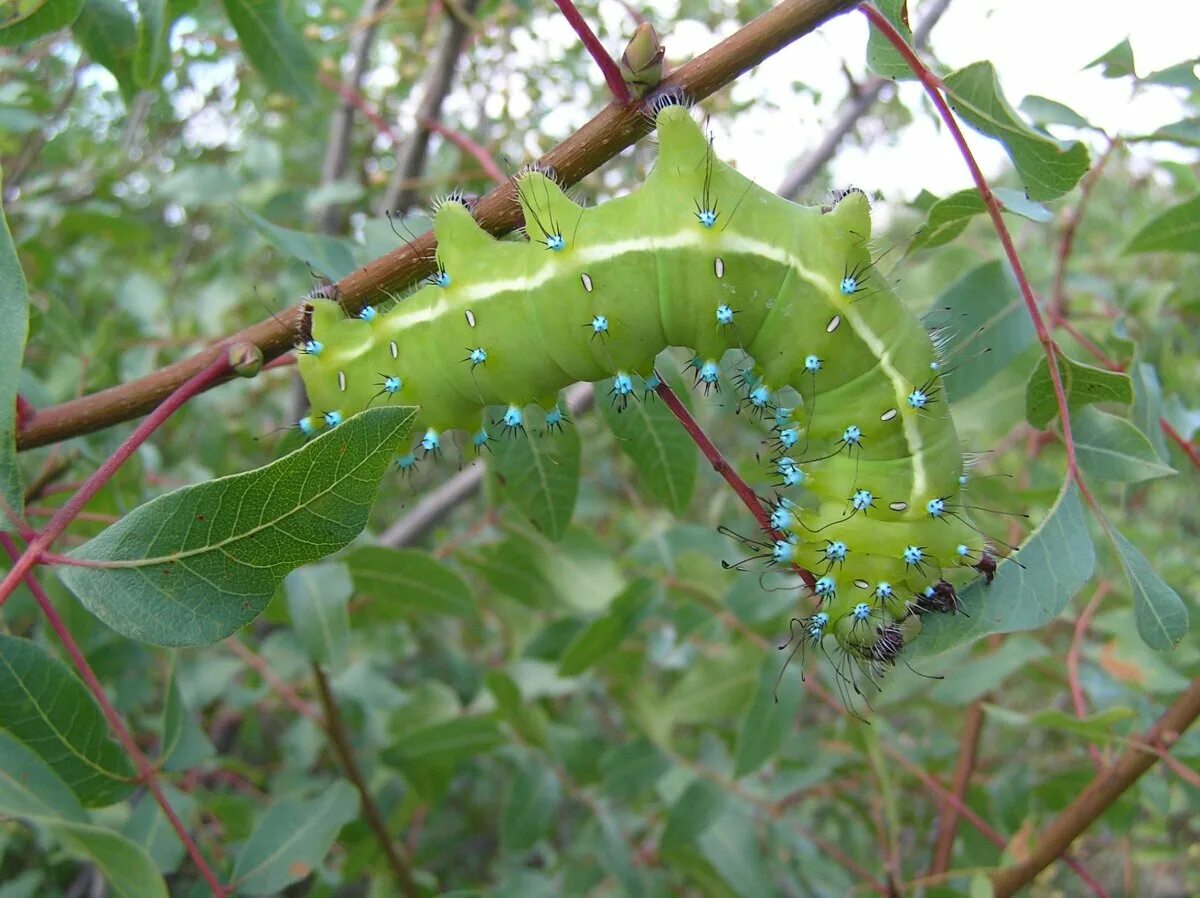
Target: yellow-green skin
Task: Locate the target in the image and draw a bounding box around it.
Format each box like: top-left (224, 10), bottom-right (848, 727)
top-left (299, 106), bottom-right (981, 649)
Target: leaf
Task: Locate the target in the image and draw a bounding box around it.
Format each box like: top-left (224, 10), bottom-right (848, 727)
top-left (1029, 706), bottom-right (1135, 741)
top-left (159, 667), bottom-right (214, 772)
top-left (59, 406), bottom-right (416, 647)
top-left (1110, 529), bottom-right (1189, 651)
top-left (1140, 118), bottom-right (1200, 149)
top-left (1142, 58), bottom-right (1199, 88)
top-left (660, 778), bottom-right (726, 854)
top-left (0, 0), bottom-right (84, 46)
top-left (500, 757), bottom-right (560, 852)
top-left (133, 0), bottom-right (168, 87)
top-left (697, 805), bottom-right (775, 898)
top-left (0, 730), bottom-right (88, 822)
top-left (733, 653), bottom-right (801, 777)
top-left (599, 738), bottom-right (669, 800)
top-left (239, 206), bottom-right (358, 281)
top-left (1123, 194), bottom-right (1200, 255)
top-left (230, 781), bottom-right (358, 895)
top-left (346, 546), bottom-right (476, 619)
top-left (382, 716), bottom-right (505, 769)
top-left (558, 579), bottom-right (656, 676)
top-left (489, 414), bottom-right (580, 541)
top-left (910, 482), bottom-right (1096, 656)
top-left (1025, 351), bottom-right (1132, 429)
top-left (0, 170), bottom-right (29, 530)
top-left (1131, 362), bottom-right (1169, 459)
top-left (597, 380), bottom-right (696, 514)
top-left (0, 634), bottom-right (135, 806)
top-left (943, 61), bottom-right (1090, 201)
top-left (1072, 407), bottom-right (1175, 483)
top-left (1019, 95), bottom-right (1091, 129)
top-left (219, 0), bottom-right (315, 100)
top-left (47, 821), bottom-right (169, 898)
top-left (992, 188), bottom-right (1054, 223)
top-left (285, 561), bottom-right (352, 667)
top-left (864, 0), bottom-right (914, 81)
top-left (72, 0), bottom-right (139, 100)
top-left (1086, 38), bottom-right (1136, 79)
top-left (122, 785), bottom-right (196, 873)
top-left (909, 190), bottom-right (1051, 254)
top-left (929, 636), bottom-right (1048, 705)
top-left (923, 260), bottom-right (1035, 400)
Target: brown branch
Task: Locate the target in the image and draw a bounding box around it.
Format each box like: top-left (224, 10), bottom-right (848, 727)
top-left (312, 662), bottom-right (421, 897)
top-left (16, 0), bottom-right (859, 452)
top-left (992, 677), bottom-right (1200, 897)
top-left (927, 700), bottom-right (984, 874)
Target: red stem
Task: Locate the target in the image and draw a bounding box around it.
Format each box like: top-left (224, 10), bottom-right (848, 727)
top-left (551, 0), bottom-right (633, 104)
top-left (1068, 583), bottom-right (1111, 771)
top-left (316, 70), bottom-right (402, 143)
top-left (420, 117), bottom-right (507, 184)
top-left (653, 375), bottom-right (816, 590)
top-left (0, 356), bottom-right (230, 608)
top-left (0, 534), bottom-right (229, 898)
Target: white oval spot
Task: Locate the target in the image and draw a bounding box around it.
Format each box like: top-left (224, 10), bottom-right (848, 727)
top-left (581, 273), bottom-right (593, 292)
top-left (465, 309), bottom-right (477, 327)
top-left (337, 370), bottom-right (347, 392)
top-left (714, 257), bottom-right (725, 279)
top-left (889, 501), bottom-right (908, 512)
top-left (881, 408), bottom-right (898, 422)
top-left (854, 579), bottom-right (869, 589)
top-left (826, 315), bottom-right (841, 333)
top-left (389, 340), bottom-right (398, 359)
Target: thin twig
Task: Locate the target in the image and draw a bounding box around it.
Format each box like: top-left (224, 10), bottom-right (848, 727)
top-left (421, 117), bottom-right (507, 184)
top-left (225, 639), bottom-right (321, 723)
top-left (0, 535), bottom-right (228, 898)
top-left (1068, 583), bottom-right (1111, 772)
top-left (927, 700), bottom-right (984, 874)
top-left (312, 662), bottom-right (421, 897)
top-left (551, 0), bottom-right (632, 104)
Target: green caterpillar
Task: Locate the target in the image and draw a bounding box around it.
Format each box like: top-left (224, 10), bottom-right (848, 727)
top-left (297, 102), bottom-right (990, 674)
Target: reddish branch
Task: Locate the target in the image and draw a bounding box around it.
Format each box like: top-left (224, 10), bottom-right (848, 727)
top-left (1068, 583), bottom-right (1112, 772)
top-left (420, 117), bottom-right (507, 184)
top-left (0, 535), bottom-right (229, 898)
top-left (551, 0), bottom-right (633, 104)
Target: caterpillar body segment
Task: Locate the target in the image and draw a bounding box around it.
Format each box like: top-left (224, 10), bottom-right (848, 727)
top-left (298, 105), bottom-right (983, 667)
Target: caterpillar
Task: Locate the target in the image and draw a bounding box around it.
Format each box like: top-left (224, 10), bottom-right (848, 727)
top-left (296, 102), bottom-right (994, 678)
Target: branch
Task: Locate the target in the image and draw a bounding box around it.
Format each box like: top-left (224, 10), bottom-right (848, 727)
top-left (312, 662), bottom-right (421, 897)
top-left (551, 0), bottom-right (632, 104)
top-left (991, 677), bottom-right (1200, 897)
top-left (927, 700), bottom-right (984, 875)
top-left (16, 0), bottom-right (860, 451)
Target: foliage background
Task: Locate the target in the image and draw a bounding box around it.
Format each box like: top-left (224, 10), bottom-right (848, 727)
top-left (1, 0), bottom-right (1198, 896)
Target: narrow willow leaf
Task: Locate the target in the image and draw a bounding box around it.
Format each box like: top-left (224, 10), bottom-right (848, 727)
top-left (239, 206), bottom-right (358, 281)
top-left (59, 406), bottom-right (416, 647)
top-left (660, 778), bottom-right (726, 855)
top-left (1123, 194), bottom-right (1200, 255)
top-left (72, 0), bottom-right (139, 100)
top-left (597, 380), bottom-right (697, 514)
top-left (911, 482), bottom-right (1096, 656)
top-left (1131, 362), bottom-right (1169, 459)
top-left (1110, 529), bottom-right (1189, 651)
top-left (0, 171), bottom-right (29, 529)
top-left (231, 781), bottom-right (358, 895)
top-left (697, 805), bottom-right (775, 898)
top-left (1030, 706), bottom-right (1135, 741)
top-left (285, 561), bottom-right (352, 667)
top-left (558, 579), bottom-right (656, 676)
top-left (733, 653), bottom-right (801, 777)
top-left (219, 0), bottom-right (315, 100)
top-left (0, 634), bottom-right (135, 806)
top-left (0, 0), bottom-right (84, 46)
top-left (47, 821), bottom-right (168, 898)
top-left (1025, 352), bottom-right (1132, 429)
top-left (346, 546), bottom-right (476, 619)
top-left (864, 0), bottom-right (914, 81)
top-left (943, 61), bottom-right (1090, 202)
top-left (500, 756), bottom-right (560, 852)
top-left (133, 0), bottom-right (167, 86)
top-left (489, 413), bottom-right (580, 542)
top-left (1073, 407), bottom-right (1175, 483)
top-left (924, 260), bottom-right (1034, 400)
top-left (381, 716), bottom-right (505, 769)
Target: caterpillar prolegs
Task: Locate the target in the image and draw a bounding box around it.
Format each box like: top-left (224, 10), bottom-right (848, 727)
top-left (297, 105), bottom-right (990, 674)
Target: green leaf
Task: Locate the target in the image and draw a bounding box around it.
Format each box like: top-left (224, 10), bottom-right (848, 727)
top-left (929, 636), bottom-right (1048, 705)
top-left (992, 188), bottom-right (1053, 222)
top-left (239, 206), bottom-right (358, 281)
top-left (1072, 407), bottom-right (1175, 483)
top-left (1086, 38), bottom-right (1136, 79)
top-left (133, 0), bottom-right (168, 87)
top-left (1131, 362), bottom-right (1169, 459)
top-left (1123, 194), bottom-right (1200, 255)
top-left (219, 0), bottom-right (315, 100)
top-left (47, 821), bottom-right (169, 898)
top-left (1140, 118), bottom-right (1200, 149)
top-left (596, 380), bottom-right (696, 514)
top-left (346, 546), bottom-right (476, 619)
top-left (733, 653), bottom-right (801, 777)
top-left (0, 729), bottom-right (88, 822)
top-left (660, 778), bottom-right (725, 855)
top-left (0, 0), bottom-right (84, 46)
top-left (697, 805), bottom-right (775, 898)
top-left (599, 738), bottom-right (669, 800)
top-left (231, 781), bottom-right (358, 895)
top-left (1142, 58), bottom-right (1199, 88)
top-left (382, 716), bottom-right (504, 795)
top-left (159, 667), bottom-right (214, 772)
top-left (285, 561), bottom-right (352, 667)
top-left (59, 406), bottom-right (416, 647)
top-left (909, 190), bottom-right (1051, 254)
top-left (1025, 351), bottom-right (1132, 429)
top-left (943, 61), bottom-right (1090, 201)
top-left (1028, 706), bottom-right (1135, 741)
top-left (969, 872), bottom-right (995, 898)
top-left (1019, 95), bottom-right (1091, 129)
top-left (72, 0), bottom-right (139, 100)
top-left (558, 578), bottom-right (656, 676)
top-left (911, 482), bottom-right (1096, 656)
top-left (864, 0), bottom-right (914, 81)
top-left (0, 634), bottom-right (135, 806)
top-left (0, 170), bottom-right (29, 529)
top-left (489, 413), bottom-right (580, 541)
top-left (500, 756), bottom-right (560, 852)
top-left (924, 260), bottom-right (1035, 400)
top-left (1110, 529), bottom-right (1189, 651)
top-left (122, 785), bottom-right (197, 874)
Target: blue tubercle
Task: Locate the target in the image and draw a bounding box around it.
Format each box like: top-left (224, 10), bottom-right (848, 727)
top-left (776, 457), bottom-right (806, 487)
top-left (772, 538), bottom-right (797, 564)
top-left (824, 540), bottom-right (848, 563)
top-left (775, 407), bottom-right (794, 428)
top-left (699, 360), bottom-right (720, 386)
top-left (851, 489), bottom-right (874, 511)
top-left (770, 499), bottom-right (794, 531)
top-left (303, 340), bottom-right (324, 356)
top-left (874, 582), bottom-right (893, 600)
top-left (842, 424), bottom-right (862, 446)
top-left (612, 373), bottom-right (634, 397)
top-left (715, 303), bottom-right (734, 326)
top-left (804, 355), bottom-right (822, 374)
top-left (814, 576), bottom-right (837, 600)
top-left (902, 545), bottom-right (925, 567)
top-left (297, 417), bottom-right (317, 437)
top-left (468, 347), bottom-right (487, 368)
top-left (956, 544), bottom-right (971, 558)
top-left (395, 452), bottom-right (417, 473)
top-left (697, 209), bottom-right (718, 228)
top-left (380, 375), bottom-right (402, 395)
top-left (432, 270), bottom-right (451, 288)
top-left (472, 428), bottom-right (491, 451)
top-left (958, 474), bottom-right (969, 487)
top-left (544, 404), bottom-right (566, 431)
top-left (359, 305), bottom-right (378, 322)
top-left (546, 233), bottom-right (566, 252)
top-left (778, 426), bottom-right (800, 450)
top-left (926, 498), bottom-right (946, 518)
top-left (502, 405), bottom-right (524, 431)
top-left (908, 388), bottom-right (929, 410)
top-left (643, 373), bottom-right (662, 394)
top-left (851, 602), bottom-right (872, 621)
top-left (420, 428), bottom-right (441, 454)
top-left (591, 314), bottom-right (609, 335)
top-left (323, 410), bottom-right (342, 428)
top-left (749, 384), bottom-right (771, 409)
top-left (840, 276), bottom-right (859, 296)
